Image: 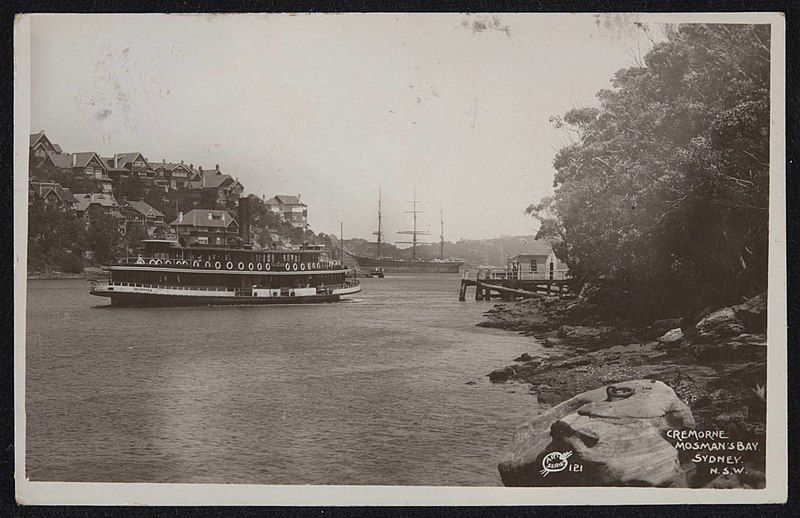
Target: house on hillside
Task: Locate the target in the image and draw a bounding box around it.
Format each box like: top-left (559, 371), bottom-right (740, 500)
top-left (190, 165), bottom-right (244, 208)
top-left (103, 153), bottom-right (152, 182)
top-left (170, 209), bottom-right (240, 247)
top-left (120, 199), bottom-right (173, 239)
top-left (28, 181), bottom-right (77, 212)
top-left (29, 131), bottom-right (62, 159)
top-left (264, 194), bottom-right (307, 228)
top-left (150, 159), bottom-right (195, 189)
top-left (73, 193), bottom-right (124, 232)
top-left (40, 151), bottom-right (114, 193)
top-left (507, 240), bottom-right (569, 280)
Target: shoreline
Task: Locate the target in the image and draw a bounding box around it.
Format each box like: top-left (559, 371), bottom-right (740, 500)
top-left (27, 267), bottom-right (106, 281)
top-left (480, 293), bottom-right (767, 488)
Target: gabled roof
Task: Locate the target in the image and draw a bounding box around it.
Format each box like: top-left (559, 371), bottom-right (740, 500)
top-left (52, 144), bottom-right (63, 153)
top-left (510, 239), bottom-right (556, 258)
top-left (125, 200), bottom-right (165, 219)
top-left (29, 131), bottom-right (47, 147)
top-left (73, 193), bottom-right (119, 212)
top-left (113, 152), bottom-right (150, 168)
top-left (272, 195), bottom-right (305, 206)
top-left (45, 151), bottom-right (73, 169)
top-left (29, 181), bottom-right (77, 203)
top-left (199, 172), bottom-right (235, 189)
top-left (100, 156), bottom-right (129, 172)
top-left (170, 209), bottom-right (238, 228)
top-left (71, 152), bottom-right (107, 169)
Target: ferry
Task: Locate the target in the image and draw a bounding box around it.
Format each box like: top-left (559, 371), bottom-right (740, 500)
top-left (90, 240), bottom-right (361, 307)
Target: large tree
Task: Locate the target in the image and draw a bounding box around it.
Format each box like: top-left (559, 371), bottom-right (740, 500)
top-left (531, 24), bottom-right (770, 319)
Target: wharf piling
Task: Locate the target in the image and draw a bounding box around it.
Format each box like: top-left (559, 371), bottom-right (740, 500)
top-left (458, 268), bottom-right (571, 301)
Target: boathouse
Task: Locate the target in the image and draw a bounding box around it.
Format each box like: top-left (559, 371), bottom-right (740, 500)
top-left (507, 239), bottom-right (569, 280)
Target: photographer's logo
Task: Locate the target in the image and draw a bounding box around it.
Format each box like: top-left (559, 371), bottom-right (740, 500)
top-left (539, 451), bottom-right (573, 477)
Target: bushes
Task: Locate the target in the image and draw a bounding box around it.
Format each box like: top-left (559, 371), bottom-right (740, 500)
top-left (53, 250), bottom-right (84, 273)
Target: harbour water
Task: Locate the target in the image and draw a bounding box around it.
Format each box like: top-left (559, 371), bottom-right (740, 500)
top-left (25, 275), bottom-right (544, 486)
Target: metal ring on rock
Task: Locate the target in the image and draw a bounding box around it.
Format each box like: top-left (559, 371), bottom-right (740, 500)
top-left (606, 385), bottom-right (635, 400)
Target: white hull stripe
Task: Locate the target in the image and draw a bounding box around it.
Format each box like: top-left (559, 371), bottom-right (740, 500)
top-left (109, 266), bottom-right (347, 276)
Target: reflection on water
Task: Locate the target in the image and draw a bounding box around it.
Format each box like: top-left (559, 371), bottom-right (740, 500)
top-left (26, 275), bottom-right (544, 485)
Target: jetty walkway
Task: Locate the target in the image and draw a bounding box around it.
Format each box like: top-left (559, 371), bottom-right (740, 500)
top-left (459, 268), bottom-right (572, 301)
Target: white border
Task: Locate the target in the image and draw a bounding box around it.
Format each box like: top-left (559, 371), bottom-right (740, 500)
top-left (14, 12), bottom-right (787, 505)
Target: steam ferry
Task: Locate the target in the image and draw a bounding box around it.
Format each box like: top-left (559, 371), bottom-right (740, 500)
top-left (90, 240), bottom-right (360, 306)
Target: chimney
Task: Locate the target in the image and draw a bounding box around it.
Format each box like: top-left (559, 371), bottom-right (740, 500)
top-left (72, 154), bottom-right (77, 166)
top-left (178, 211), bottom-right (183, 223)
top-left (222, 212), bottom-right (226, 222)
top-left (207, 212), bottom-right (212, 221)
top-left (114, 155), bottom-right (119, 168)
top-left (162, 159), bottom-right (166, 164)
top-left (215, 164), bottom-right (220, 174)
top-left (180, 160), bottom-right (184, 165)
top-left (262, 194), bottom-right (266, 202)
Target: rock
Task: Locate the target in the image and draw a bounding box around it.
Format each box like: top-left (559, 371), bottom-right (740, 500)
top-left (658, 328), bottom-right (684, 346)
top-left (556, 325), bottom-right (612, 340)
top-left (695, 308), bottom-right (744, 341)
top-left (498, 380), bottom-right (695, 487)
top-left (489, 366), bottom-right (516, 383)
top-left (465, 381), bottom-right (477, 385)
top-left (644, 318), bottom-right (684, 340)
top-left (543, 338), bottom-right (563, 348)
top-left (731, 293), bottom-right (766, 333)
top-left (514, 353), bottom-right (533, 362)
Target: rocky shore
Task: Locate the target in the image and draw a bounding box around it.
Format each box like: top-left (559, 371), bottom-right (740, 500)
top-left (481, 292), bottom-right (767, 488)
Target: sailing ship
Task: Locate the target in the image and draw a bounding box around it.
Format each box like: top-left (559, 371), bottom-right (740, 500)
top-left (349, 190), bottom-right (464, 274)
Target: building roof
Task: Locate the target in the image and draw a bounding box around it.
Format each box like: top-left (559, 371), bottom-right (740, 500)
top-left (266, 195), bottom-right (305, 206)
top-left (44, 151), bottom-right (73, 169)
top-left (73, 193), bottom-right (119, 212)
top-left (125, 200), bottom-right (165, 219)
top-left (170, 209), bottom-right (238, 228)
top-left (71, 152), bottom-right (107, 169)
top-left (52, 144), bottom-right (63, 153)
top-left (113, 152), bottom-right (150, 169)
top-left (30, 181), bottom-right (77, 203)
top-left (511, 239), bottom-right (556, 258)
top-left (29, 131), bottom-right (46, 147)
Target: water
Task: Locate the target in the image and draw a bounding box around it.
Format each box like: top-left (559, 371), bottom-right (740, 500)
top-left (25, 275), bottom-right (545, 486)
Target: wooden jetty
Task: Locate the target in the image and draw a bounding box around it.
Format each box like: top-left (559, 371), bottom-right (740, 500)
top-left (458, 268), bottom-right (571, 301)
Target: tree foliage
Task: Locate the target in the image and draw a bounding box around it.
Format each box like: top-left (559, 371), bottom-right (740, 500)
top-left (530, 24), bottom-right (770, 319)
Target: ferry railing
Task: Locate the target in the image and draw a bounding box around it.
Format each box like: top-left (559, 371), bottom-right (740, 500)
top-left (113, 257), bottom-right (347, 271)
top-left (93, 280), bottom-right (354, 294)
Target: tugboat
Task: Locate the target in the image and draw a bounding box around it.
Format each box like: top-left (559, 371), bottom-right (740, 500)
top-left (90, 201), bottom-right (360, 307)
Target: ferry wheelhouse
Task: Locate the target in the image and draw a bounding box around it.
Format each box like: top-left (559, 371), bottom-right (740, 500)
top-left (90, 240), bottom-right (361, 306)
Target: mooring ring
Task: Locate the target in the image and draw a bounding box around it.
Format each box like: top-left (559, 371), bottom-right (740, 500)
top-left (606, 385), bottom-right (635, 400)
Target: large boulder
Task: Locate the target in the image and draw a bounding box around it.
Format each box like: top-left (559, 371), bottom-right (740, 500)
top-left (731, 293), bottom-right (767, 333)
top-left (498, 380), bottom-right (695, 487)
top-left (695, 307), bottom-right (744, 341)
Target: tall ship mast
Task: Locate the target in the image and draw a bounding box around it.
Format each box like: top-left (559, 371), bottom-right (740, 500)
top-left (440, 205), bottom-right (446, 261)
top-left (373, 188), bottom-right (383, 258)
top-left (348, 189), bottom-right (464, 274)
top-left (396, 189), bottom-right (430, 262)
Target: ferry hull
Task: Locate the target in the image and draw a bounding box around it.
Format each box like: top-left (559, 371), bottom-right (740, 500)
top-left (91, 290), bottom-right (343, 307)
top-left (350, 254), bottom-right (463, 273)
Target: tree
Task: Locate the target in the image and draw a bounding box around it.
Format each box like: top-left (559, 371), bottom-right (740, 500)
top-left (532, 24), bottom-right (770, 319)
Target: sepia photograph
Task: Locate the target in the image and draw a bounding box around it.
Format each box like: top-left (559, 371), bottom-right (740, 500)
top-left (13, 11), bottom-right (787, 505)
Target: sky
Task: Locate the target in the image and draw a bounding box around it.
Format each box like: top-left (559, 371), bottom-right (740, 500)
top-left (28, 13), bottom-right (656, 243)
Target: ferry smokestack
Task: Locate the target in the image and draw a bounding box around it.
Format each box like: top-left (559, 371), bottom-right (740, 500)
top-left (238, 196), bottom-right (251, 246)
